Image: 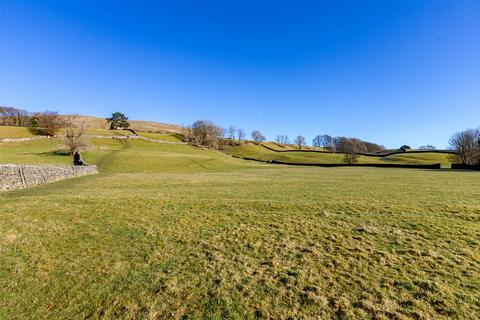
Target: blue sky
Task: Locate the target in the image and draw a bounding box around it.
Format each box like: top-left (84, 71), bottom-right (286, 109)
top-left (1, 0), bottom-right (479, 148)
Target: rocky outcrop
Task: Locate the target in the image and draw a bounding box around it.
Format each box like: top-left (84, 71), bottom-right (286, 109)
top-left (0, 164), bottom-right (98, 191)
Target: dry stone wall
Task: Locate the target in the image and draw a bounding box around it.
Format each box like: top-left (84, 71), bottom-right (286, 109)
top-left (0, 164), bottom-right (97, 191)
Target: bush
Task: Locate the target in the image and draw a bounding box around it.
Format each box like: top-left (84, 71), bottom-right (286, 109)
top-left (343, 153), bottom-right (359, 164)
top-left (29, 111), bottom-right (67, 136)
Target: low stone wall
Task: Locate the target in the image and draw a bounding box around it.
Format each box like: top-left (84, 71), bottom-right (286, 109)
top-left (86, 134), bottom-right (186, 144)
top-left (0, 136), bottom-right (49, 142)
top-left (0, 164), bottom-right (98, 191)
top-left (451, 163), bottom-right (480, 171)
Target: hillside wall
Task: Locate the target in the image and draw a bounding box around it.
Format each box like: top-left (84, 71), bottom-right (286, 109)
top-left (0, 164), bottom-right (97, 191)
top-left (451, 164), bottom-right (480, 171)
top-left (231, 155), bottom-right (442, 169)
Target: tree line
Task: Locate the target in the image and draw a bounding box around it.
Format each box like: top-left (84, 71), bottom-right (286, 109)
top-left (183, 118), bottom-right (478, 166)
top-left (1, 106), bottom-right (68, 136)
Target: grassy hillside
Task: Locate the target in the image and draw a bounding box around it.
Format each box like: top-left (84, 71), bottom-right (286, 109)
top-left (0, 126), bottom-right (36, 138)
top-left (65, 115), bottom-right (182, 133)
top-left (224, 143), bottom-right (454, 168)
top-left (0, 125), bottom-right (183, 142)
top-left (1, 131), bottom-right (479, 319)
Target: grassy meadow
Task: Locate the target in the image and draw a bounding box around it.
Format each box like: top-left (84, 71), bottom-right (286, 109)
top-left (224, 143), bottom-right (454, 168)
top-left (0, 130), bottom-right (479, 319)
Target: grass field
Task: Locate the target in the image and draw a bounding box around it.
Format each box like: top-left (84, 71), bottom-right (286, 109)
top-left (224, 143), bottom-right (454, 168)
top-left (0, 126), bottom-right (36, 138)
top-left (1, 134), bottom-right (479, 319)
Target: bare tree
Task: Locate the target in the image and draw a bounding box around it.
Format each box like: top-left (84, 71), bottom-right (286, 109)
top-left (312, 135), bottom-right (322, 148)
top-left (181, 125), bottom-right (194, 143)
top-left (275, 135), bottom-right (283, 146)
top-left (312, 134), bottom-right (335, 150)
top-left (419, 145), bottom-right (436, 150)
top-left (328, 136), bottom-right (384, 153)
top-left (64, 121), bottom-right (89, 155)
top-left (0, 106), bottom-right (31, 126)
top-left (237, 128), bottom-right (245, 143)
top-left (251, 130), bottom-right (266, 144)
top-left (228, 126), bottom-right (236, 140)
top-left (343, 152), bottom-right (359, 164)
top-left (30, 111), bottom-right (67, 136)
top-left (321, 135), bottom-right (333, 149)
top-left (294, 135), bottom-right (306, 150)
top-left (186, 120), bottom-right (225, 149)
top-left (275, 135), bottom-right (290, 147)
top-left (449, 128), bottom-right (480, 165)
top-left (218, 128), bottom-right (227, 150)
top-left (332, 136), bottom-right (344, 152)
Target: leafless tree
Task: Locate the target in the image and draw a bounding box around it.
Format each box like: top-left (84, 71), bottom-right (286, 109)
top-left (0, 106), bottom-right (31, 126)
top-left (228, 126), bottom-right (236, 140)
top-left (275, 135), bottom-right (283, 146)
top-left (30, 111), bottom-right (67, 136)
top-left (237, 128), bottom-right (245, 143)
top-left (294, 135), bottom-right (306, 150)
top-left (312, 135), bottom-right (321, 148)
top-left (449, 128), bottom-right (480, 165)
top-left (251, 130), bottom-right (266, 144)
top-left (64, 121), bottom-right (89, 155)
top-left (321, 135), bottom-right (333, 149)
top-left (218, 128), bottom-right (227, 150)
top-left (186, 120), bottom-right (225, 149)
top-left (329, 136), bottom-right (384, 154)
top-left (419, 145), bottom-right (436, 150)
top-left (312, 134), bottom-right (334, 149)
top-left (364, 141), bottom-right (385, 153)
top-left (275, 135), bottom-right (290, 147)
top-left (181, 125), bottom-right (194, 143)
top-left (343, 152), bottom-right (359, 164)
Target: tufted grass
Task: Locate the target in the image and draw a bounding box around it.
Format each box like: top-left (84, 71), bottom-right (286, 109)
top-left (0, 137), bottom-right (479, 319)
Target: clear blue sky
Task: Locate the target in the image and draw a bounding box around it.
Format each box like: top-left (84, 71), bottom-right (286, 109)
top-left (1, 0), bottom-right (479, 148)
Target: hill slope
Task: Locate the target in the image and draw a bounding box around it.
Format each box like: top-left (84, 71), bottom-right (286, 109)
top-left (65, 115), bottom-right (183, 133)
top-left (224, 143), bottom-right (454, 168)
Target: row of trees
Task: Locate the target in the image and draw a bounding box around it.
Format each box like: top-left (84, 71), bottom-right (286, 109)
top-left (0, 106), bottom-right (31, 127)
top-left (183, 121), bottom-right (270, 149)
top-left (311, 134), bottom-right (385, 153)
top-left (0, 106), bottom-right (68, 136)
top-left (275, 135), bottom-right (307, 149)
top-left (0, 106), bottom-right (90, 154)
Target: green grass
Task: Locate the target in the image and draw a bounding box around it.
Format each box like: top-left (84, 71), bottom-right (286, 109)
top-left (84, 128), bottom-right (132, 136)
top-left (0, 135), bottom-right (479, 319)
top-left (0, 126), bottom-right (35, 138)
top-left (225, 143), bottom-right (454, 167)
top-left (137, 131), bottom-right (185, 142)
top-left (0, 139), bottom-right (72, 165)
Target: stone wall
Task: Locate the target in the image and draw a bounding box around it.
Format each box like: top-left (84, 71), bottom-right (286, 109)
top-left (0, 136), bottom-right (48, 142)
top-left (0, 164), bottom-right (98, 191)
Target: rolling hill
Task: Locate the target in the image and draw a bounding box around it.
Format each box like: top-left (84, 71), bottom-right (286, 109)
top-left (223, 142), bottom-right (455, 168)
